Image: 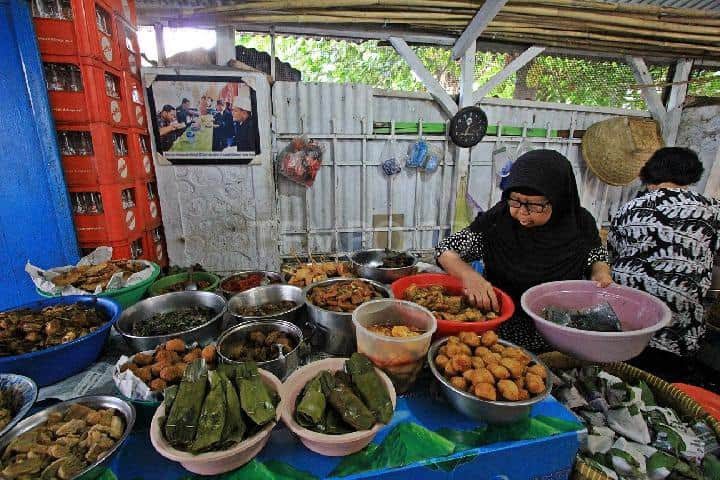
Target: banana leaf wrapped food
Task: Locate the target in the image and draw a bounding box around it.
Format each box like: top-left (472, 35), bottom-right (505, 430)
top-left (296, 374), bottom-right (326, 427)
top-left (319, 371), bottom-right (375, 431)
top-left (219, 371), bottom-right (245, 442)
top-left (191, 371), bottom-right (227, 453)
top-left (165, 359), bottom-right (208, 446)
top-left (237, 362), bottom-right (276, 426)
top-left (346, 353), bottom-right (393, 424)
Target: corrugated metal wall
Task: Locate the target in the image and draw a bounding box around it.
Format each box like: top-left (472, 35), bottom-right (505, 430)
top-left (273, 82), bottom-right (651, 259)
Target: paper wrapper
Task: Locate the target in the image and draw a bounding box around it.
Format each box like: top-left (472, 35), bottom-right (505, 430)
top-left (25, 247), bottom-right (154, 296)
top-left (113, 351), bottom-right (162, 403)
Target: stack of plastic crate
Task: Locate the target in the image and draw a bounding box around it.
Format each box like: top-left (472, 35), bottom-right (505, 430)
top-left (33, 0), bottom-right (167, 265)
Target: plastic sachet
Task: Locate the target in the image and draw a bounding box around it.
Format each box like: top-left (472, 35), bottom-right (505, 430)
top-left (277, 136), bottom-right (324, 187)
top-left (379, 139), bottom-right (403, 176)
top-left (407, 140), bottom-right (428, 168)
top-left (542, 302), bottom-right (622, 332)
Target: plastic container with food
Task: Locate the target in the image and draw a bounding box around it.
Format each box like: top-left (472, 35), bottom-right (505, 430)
top-left (148, 271), bottom-right (221, 296)
top-left (391, 273), bottom-right (514, 337)
top-left (353, 299), bottom-right (436, 393)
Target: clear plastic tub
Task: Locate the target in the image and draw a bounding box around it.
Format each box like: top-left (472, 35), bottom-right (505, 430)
top-left (352, 299), bottom-right (437, 394)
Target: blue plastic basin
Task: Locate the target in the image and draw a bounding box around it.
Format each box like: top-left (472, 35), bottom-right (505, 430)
top-left (0, 296), bottom-right (121, 387)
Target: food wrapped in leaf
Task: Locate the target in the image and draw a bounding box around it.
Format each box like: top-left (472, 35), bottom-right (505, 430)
top-left (319, 371), bottom-right (375, 431)
top-left (542, 302), bottom-right (622, 332)
top-left (607, 405), bottom-right (651, 445)
top-left (295, 374), bottom-right (326, 427)
top-left (191, 371), bottom-right (227, 452)
top-left (237, 362), bottom-right (276, 426)
top-left (164, 385), bottom-right (179, 411)
top-left (219, 370), bottom-right (245, 442)
top-left (346, 353), bottom-right (393, 424)
top-left (165, 359), bottom-right (208, 446)
top-left (323, 407), bottom-right (354, 435)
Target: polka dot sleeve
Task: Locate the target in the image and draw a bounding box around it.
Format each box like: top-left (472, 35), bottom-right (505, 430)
top-left (435, 228), bottom-right (486, 263)
top-left (586, 246), bottom-right (609, 268)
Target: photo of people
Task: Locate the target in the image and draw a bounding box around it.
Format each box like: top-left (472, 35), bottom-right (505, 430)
top-left (149, 78), bottom-right (261, 163)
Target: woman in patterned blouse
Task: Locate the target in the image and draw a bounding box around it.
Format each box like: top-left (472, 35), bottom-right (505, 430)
top-left (436, 150), bottom-right (612, 352)
top-left (609, 147), bottom-right (720, 367)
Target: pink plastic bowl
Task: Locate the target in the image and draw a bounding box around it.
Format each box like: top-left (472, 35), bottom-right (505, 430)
top-left (280, 358), bottom-right (397, 456)
top-left (150, 369), bottom-right (282, 476)
top-left (521, 280), bottom-right (671, 362)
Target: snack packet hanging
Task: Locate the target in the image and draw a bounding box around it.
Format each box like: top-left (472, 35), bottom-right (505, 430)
top-left (379, 138), bottom-right (402, 176)
top-left (277, 136), bottom-right (325, 187)
top-left (422, 144), bottom-right (442, 173)
top-left (407, 140), bottom-right (428, 168)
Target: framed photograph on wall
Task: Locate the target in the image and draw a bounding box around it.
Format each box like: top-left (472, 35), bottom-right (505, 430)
top-left (143, 68), bottom-right (270, 165)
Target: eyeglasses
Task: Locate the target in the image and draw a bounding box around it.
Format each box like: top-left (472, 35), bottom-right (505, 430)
top-left (507, 197), bottom-right (551, 214)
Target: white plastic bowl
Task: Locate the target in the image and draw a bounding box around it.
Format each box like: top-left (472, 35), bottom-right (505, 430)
top-left (521, 280), bottom-right (671, 362)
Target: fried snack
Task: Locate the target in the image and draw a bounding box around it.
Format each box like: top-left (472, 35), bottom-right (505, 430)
top-left (155, 349), bottom-right (181, 364)
top-left (473, 382), bottom-right (497, 401)
top-left (490, 343), bottom-right (505, 354)
top-left (463, 368), bottom-right (494, 385)
top-left (201, 345), bottom-right (217, 364)
top-left (435, 354), bottom-right (450, 369)
top-left (308, 279), bottom-right (382, 313)
top-left (404, 284), bottom-right (498, 322)
top-left (500, 358), bottom-right (524, 378)
top-left (488, 364), bottom-right (511, 381)
top-left (458, 332), bottom-right (480, 347)
top-left (518, 389), bottom-right (530, 401)
top-left (514, 376), bottom-right (525, 390)
top-left (51, 260), bottom-right (145, 291)
top-left (150, 378), bottom-right (168, 391)
top-left (474, 346), bottom-right (492, 357)
top-left (525, 373), bottom-right (545, 394)
top-left (450, 354), bottom-right (472, 373)
top-left (480, 330), bottom-right (498, 347)
top-left (470, 356), bottom-right (485, 370)
top-left (283, 261), bottom-right (354, 288)
top-left (501, 347), bottom-right (530, 362)
top-left (165, 338), bottom-right (186, 352)
top-left (160, 363), bottom-right (187, 383)
top-left (136, 367), bottom-right (152, 383)
top-left (498, 379), bottom-right (520, 401)
top-left (446, 343), bottom-right (472, 357)
top-left (450, 377), bottom-right (468, 391)
top-left (481, 352), bottom-right (503, 366)
top-left (444, 362), bottom-right (459, 377)
top-left (151, 360), bottom-right (172, 377)
top-left (527, 363), bottom-right (547, 379)
top-left (133, 353), bottom-right (154, 366)
top-left (183, 348), bottom-right (203, 363)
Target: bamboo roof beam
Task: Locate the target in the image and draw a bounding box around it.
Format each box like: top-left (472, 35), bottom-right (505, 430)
top-left (474, 45), bottom-right (545, 101)
top-left (452, 0), bottom-right (508, 60)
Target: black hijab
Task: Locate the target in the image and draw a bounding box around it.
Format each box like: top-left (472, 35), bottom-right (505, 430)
top-left (470, 149), bottom-right (601, 300)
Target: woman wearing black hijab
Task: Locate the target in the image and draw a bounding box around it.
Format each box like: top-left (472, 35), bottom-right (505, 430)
top-left (436, 149), bottom-right (612, 352)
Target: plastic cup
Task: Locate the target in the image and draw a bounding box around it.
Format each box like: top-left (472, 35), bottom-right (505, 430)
top-left (352, 299), bottom-right (437, 394)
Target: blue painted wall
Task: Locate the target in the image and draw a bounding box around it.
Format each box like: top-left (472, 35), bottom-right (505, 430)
top-left (0, 0), bottom-right (78, 309)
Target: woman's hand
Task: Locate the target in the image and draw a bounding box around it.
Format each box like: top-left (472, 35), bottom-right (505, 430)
top-left (462, 271), bottom-right (499, 312)
top-left (591, 262), bottom-right (613, 288)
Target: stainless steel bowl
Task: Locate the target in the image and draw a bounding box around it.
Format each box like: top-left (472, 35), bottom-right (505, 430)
top-left (304, 278), bottom-right (392, 356)
top-left (217, 320), bottom-right (305, 381)
top-left (350, 249), bottom-right (418, 284)
top-left (0, 395), bottom-right (135, 480)
top-left (116, 291), bottom-right (227, 352)
top-left (227, 284), bottom-right (305, 327)
top-left (427, 337), bottom-right (551, 424)
top-left (218, 271), bottom-right (284, 299)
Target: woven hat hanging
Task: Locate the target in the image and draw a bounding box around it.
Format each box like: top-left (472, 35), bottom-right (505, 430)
top-left (581, 117), bottom-right (663, 186)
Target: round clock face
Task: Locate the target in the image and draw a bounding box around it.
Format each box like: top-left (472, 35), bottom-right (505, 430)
top-left (449, 106), bottom-right (488, 148)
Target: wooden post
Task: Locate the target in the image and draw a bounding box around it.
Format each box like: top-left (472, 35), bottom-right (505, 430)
top-left (452, 0), bottom-right (508, 60)
top-left (154, 23), bottom-right (167, 66)
top-left (627, 56), bottom-right (666, 126)
top-left (216, 26), bottom-right (236, 65)
top-left (663, 58), bottom-right (693, 146)
top-left (389, 37), bottom-right (458, 117)
top-left (474, 45), bottom-right (545, 101)
top-left (705, 147), bottom-right (720, 199)
top-left (270, 28), bottom-right (276, 81)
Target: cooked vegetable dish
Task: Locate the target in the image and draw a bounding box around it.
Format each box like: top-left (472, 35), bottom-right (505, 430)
top-left (120, 339), bottom-right (217, 392)
top-left (308, 280), bottom-right (384, 313)
top-left (0, 403), bottom-right (125, 479)
top-left (220, 329), bottom-right (296, 363)
top-left (283, 262), bottom-right (354, 288)
top-left (0, 304), bottom-right (107, 357)
top-left (0, 390), bottom-right (14, 432)
top-left (236, 301), bottom-right (298, 317)
top-left (131, 307), bottom-right (215, 337)
top-left (221, 273), bottom-right (281, 293)
top-left (162, 360), bottom-right (277, 453)
top-left (379, 251), bottom-right (414, 269)
top-left (367, 324), bottom-right (424, 338)
top-left (294, 353), bottom-right (393, 434)
top-left (51, 260), bottom-right (145, 292)
top-left (405, 284), bottom-right (499, 322)
top-left (435, 331), bottom-right (547, 402)
top-left (155, 280), bottom-right (212, 295)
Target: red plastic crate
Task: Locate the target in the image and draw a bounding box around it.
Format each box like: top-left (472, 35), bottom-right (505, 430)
top-left (115, 16), bottom-right (141, 78)
top-left (69, 183), bottom-right (143, 243)
top-left (33, 0), bottom-right (122, 70)
top-left (80, 233), bottom-right (144, 260)
top-left (135, 180), bottom-right (162, 229)
top-left (128, 129), bottom-right (155, 180)
top-left (142, 227), bottom-right (168, 267)
top-left (44, 56), bottom-right (128, 126)
top-left (58, 123), bottom-right (136, 186)
top-left (122, 71), bottom-right (147, 129)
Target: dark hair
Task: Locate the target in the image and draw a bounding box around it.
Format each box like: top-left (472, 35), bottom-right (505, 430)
top-left (226, 102), bottom-right (231, 109)
top-left (639, 147), bottom-right (704, 186)
top-left (216, 99), bottom-right (223, 105)
top-left (181, 98), bottom-right (189, 104)
top-left (161, 104), bottom-right (175, 113)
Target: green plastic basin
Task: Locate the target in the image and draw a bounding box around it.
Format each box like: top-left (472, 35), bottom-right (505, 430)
top-left (147, 271), bottom-right (220, 297)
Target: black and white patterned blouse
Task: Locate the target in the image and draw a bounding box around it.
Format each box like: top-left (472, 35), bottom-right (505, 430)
top-left (609, 188), bottom-right (720, 356)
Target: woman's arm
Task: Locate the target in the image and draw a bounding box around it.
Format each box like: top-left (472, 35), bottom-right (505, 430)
top-left (436, 229), bottom-right (499, 311)
top-left (587, 246), bottom-right (612, 287)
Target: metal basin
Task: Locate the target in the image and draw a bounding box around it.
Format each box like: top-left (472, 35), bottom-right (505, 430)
top-left (0, 395), bottom-right (135, 480)
top-left (116, 291), bottom-right (227, 352)
top-left (304, 278), bottom-right (392, 356)
top-left (427, 337), bottom-right (551, 424)
top-left (217, 320), bottom-right (304, 381)
top-left (350, 249), bottom-right (418, 284)
top-left (227, 284), bottom-right (305, 327)
top-left (218, 271), bottom-right (284, 299)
